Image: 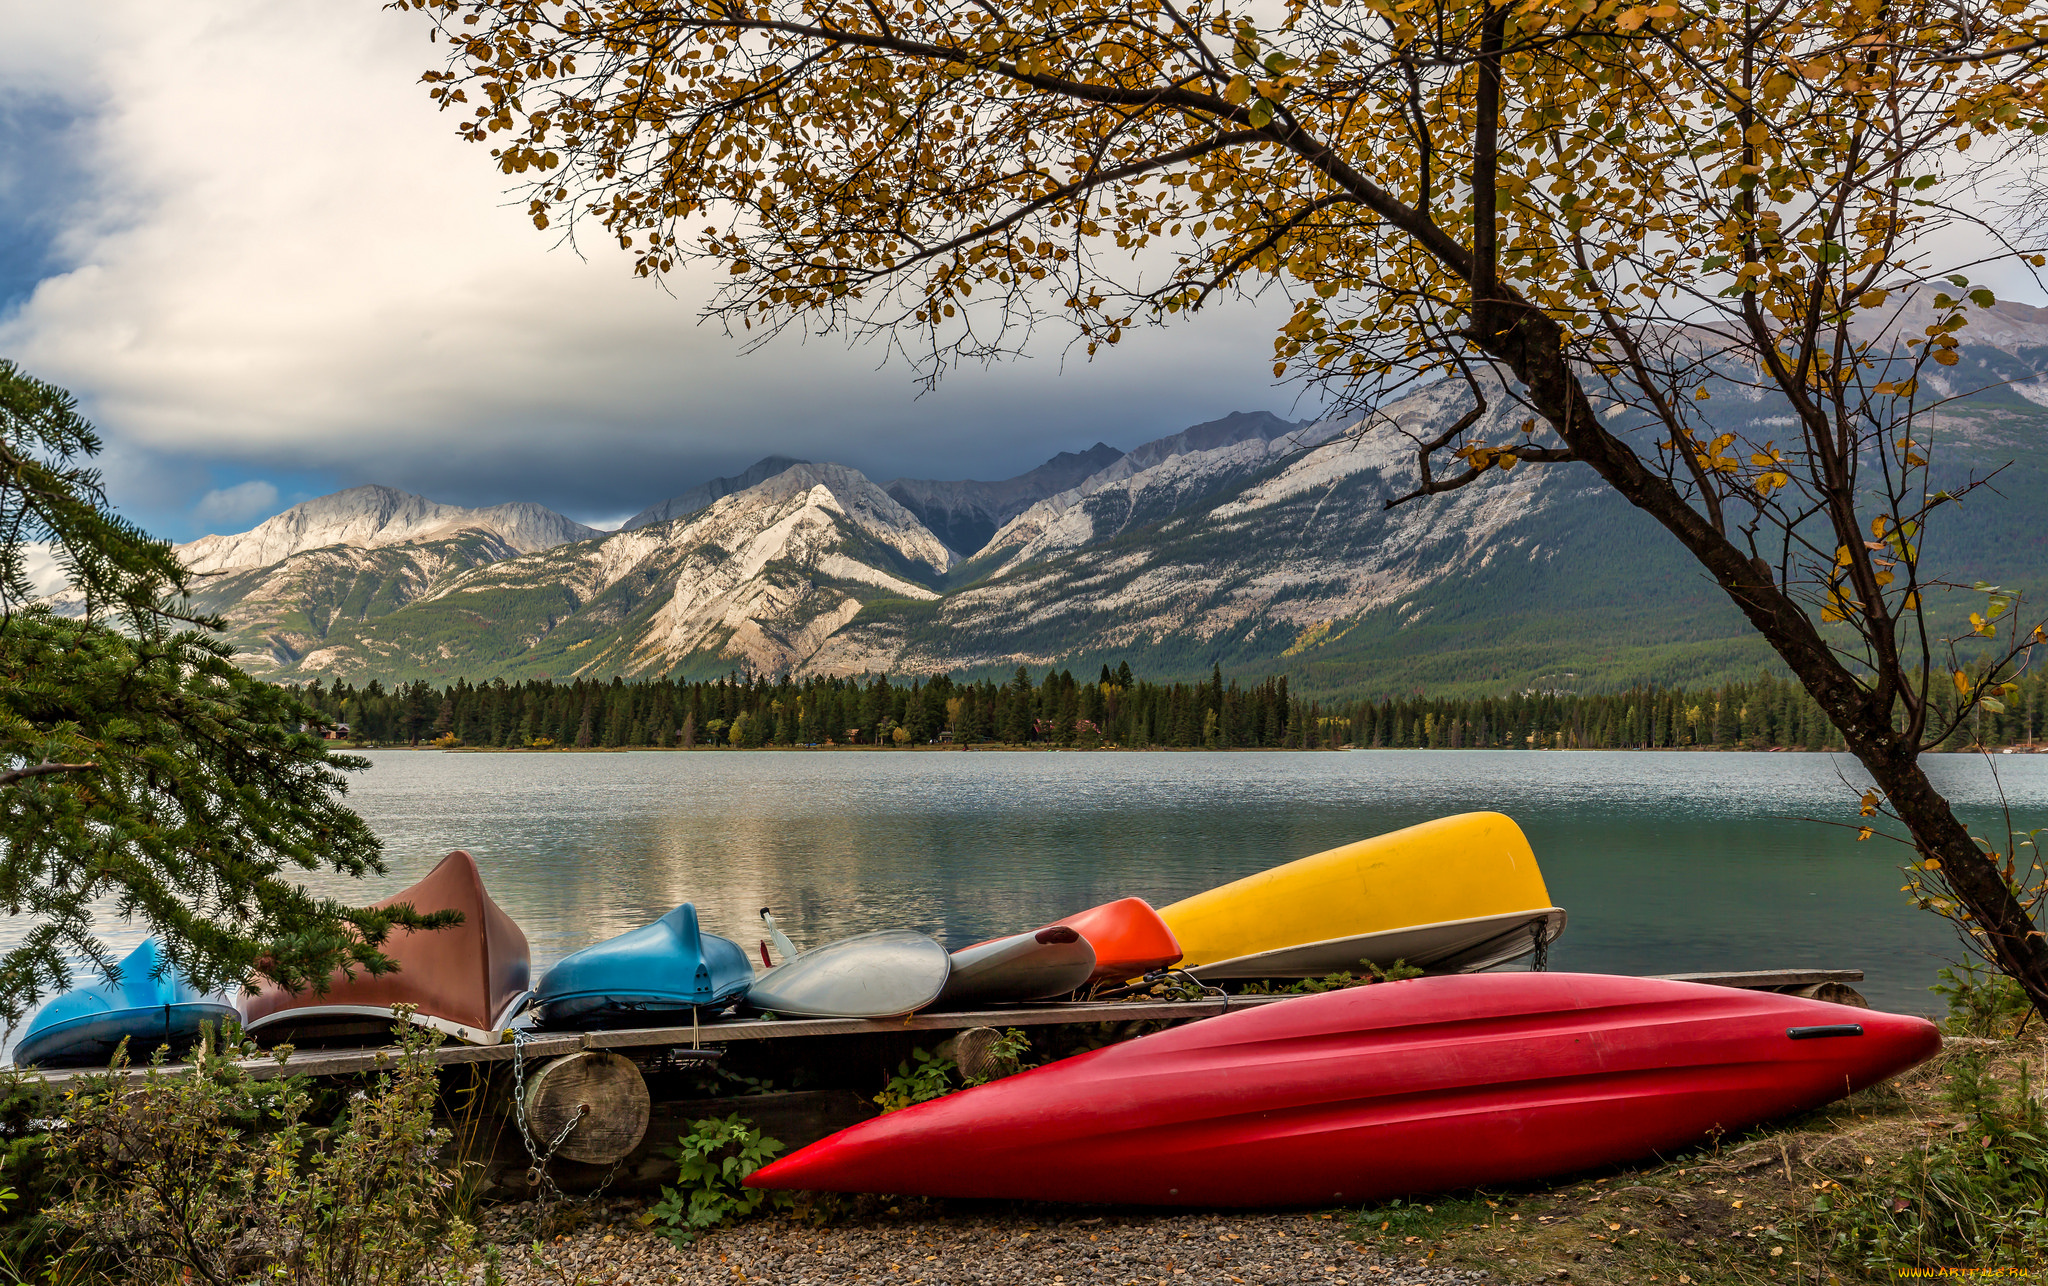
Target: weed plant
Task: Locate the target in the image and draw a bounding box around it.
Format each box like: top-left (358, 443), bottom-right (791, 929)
top-left (50, 1013), bottom-right (478, 1286)
top-left (1932, 962), bottom-right (2034, 1038)
top-left (1813, 1051), bottom-right (2048, 1274)
top-left (644, 1115), bottom-right (788, 1244)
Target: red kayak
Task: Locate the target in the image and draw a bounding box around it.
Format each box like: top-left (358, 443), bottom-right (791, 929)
top-left (1053, 897), bottom-right (1182, 985)
top-left (749, 973), bottom-right (1938, 1207)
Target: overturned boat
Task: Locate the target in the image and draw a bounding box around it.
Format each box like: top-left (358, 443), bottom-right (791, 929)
top-left (1051, 897), bottom-right (1183, 985)
top-left (744, 928), bottom-right (951, 1019)
top-left (530, 903), bottom-right (752, 1029)
top-left (12, 938), bottom-right (238, 1069)
top-left (936, 926), bottom-right (1096, 1009)
top-left (240, 849), bottom-right (530, 1047)
top-left (749, 973), bottom-right (1939, 1207)
top-left (1159, 811), bottom-right (1565, 979)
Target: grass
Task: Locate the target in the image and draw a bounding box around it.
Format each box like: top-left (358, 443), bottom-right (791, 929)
top-left (1342, 1035), bottom-right (2044, 1284)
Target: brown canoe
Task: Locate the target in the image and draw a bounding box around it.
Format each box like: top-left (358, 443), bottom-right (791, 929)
top-left (240, 850), bottom-right (531, 1047)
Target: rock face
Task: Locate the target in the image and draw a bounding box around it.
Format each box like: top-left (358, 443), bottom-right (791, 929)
top-left (884, 442), bottom-right (1126, 557)
top-left (270, 462), bottom-right (954, 680)
top-left (178, 485), bottom-right (599, 573)
top-left (172, 302), bottom-right (2048, 693)
top-left (965, 412), bottom-right (1337, 579)
top-left (816, 380), bottom-right (1647, 684)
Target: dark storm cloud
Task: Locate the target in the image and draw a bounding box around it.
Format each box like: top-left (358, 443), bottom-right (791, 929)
top-left (0, 0), bottom-right (1302, 543)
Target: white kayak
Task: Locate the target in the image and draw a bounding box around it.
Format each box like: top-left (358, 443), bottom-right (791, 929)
top-left (743, 929), bottom-right (953, 1019)
top-left (935, 926), bottom-right (1097, 1009)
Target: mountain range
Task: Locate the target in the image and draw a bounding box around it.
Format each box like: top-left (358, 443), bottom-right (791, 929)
top-left (161, 301), bottom-right (2048, 698)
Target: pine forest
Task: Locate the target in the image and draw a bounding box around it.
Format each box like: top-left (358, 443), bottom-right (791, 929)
top-left (288, 666), bottom-right (2048, 754)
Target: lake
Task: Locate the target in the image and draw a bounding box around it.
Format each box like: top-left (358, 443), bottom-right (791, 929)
top-left (290, 746), bottom-right (2045, 1016)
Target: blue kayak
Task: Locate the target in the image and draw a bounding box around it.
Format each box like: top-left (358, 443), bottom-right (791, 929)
top-left (530, 904), bottom-right (754, 1029)
top-left (13, 939), bottom-right (238, 1068)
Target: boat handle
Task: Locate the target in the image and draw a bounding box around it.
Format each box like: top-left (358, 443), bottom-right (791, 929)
top-left (1786, 1024), bottom-right (1864, 1040)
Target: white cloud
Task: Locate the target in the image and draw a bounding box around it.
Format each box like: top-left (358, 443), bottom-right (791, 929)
top-left (0, 0), bottom-right (1293, 531)
top-left (192, 480), bottom-right (279, 532)
top-left (20, 542), bottom-right (68, 597)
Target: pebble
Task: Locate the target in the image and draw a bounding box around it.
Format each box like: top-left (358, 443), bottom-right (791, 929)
top-left (461, 1199), bottom-right (1537, 1286)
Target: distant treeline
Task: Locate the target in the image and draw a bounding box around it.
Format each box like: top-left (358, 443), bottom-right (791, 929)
top-left (289, 666), bottom-right (2048, 751)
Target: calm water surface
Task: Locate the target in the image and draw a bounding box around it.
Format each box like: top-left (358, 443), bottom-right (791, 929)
top-left (300, 747), bottom-right (2048, 1015)
top-left (23, 749), bottom-right (2048, 1031)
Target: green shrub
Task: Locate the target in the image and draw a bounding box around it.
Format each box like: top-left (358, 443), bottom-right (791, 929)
top-left (873, 1030), bottom-right (1035, 1113)
top-left (1932, 962), bottom-right (2033, 1037)
top-left (874, 1048), bottom-right (959, 1113)
top-left (644, 1115), bottom-right (788, 1243)
top-left (1817, 1051), bottom-right (2048, 1273)
top-left (49, 1013), bottom-right (477, 1286)
top-left (1240, 958), bottom-right (1427, 995)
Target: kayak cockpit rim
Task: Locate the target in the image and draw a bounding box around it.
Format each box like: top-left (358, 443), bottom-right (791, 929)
top-left (241, 991), bottom-right (533, 1048)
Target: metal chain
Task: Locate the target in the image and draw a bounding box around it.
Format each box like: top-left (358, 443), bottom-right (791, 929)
top-left (1529, 919), bottom-right (1550, 973)
top-left (509, 1031), bottom-right (586, 1231)
top-left (510, 1032), bottom-right (539, 1159)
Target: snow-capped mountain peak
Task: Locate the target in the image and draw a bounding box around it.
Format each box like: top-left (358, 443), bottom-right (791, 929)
top-left (176, 484), bottom-right (600, 574)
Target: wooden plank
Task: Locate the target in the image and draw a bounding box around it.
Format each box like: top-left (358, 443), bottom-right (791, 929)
top-left (25, 1032), bottom-right (584, 1093)
top-left (579, 995), bottom-right (1296, 1051)
top-left (17, 971), bottom-right (1863, 1088)
top-left (1649, 969), bottom-right (1864, 988)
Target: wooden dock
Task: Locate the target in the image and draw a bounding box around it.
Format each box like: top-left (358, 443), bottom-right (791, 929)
top-left (23, 967), bottom-right (1866, 1092)
top-left (18, 967), bottom-right (1871, 1199)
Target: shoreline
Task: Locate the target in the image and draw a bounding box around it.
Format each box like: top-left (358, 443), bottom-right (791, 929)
top-left (333, 742), bottom-right (2046, 755)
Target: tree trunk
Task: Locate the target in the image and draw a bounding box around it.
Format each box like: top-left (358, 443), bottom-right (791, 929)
top-left (1473, 286), bottom-right (2048, 1016)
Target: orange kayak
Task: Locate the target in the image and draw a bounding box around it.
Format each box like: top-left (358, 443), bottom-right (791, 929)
top-left (1052, 898), bottom-right (1182, 985)
top-left (241, 849), bottom-right (531, 1046)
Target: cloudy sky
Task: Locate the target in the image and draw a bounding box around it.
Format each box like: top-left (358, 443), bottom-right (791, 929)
top-left (0, 1), bottom-right (1299, 541)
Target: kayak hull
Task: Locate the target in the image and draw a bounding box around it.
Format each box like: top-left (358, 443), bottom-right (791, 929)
top-left (937, 927), bottom-right (1096, 1008)
top-left (745, 930), bottom-right (952, 1019)
top-left (1185, 907), bottom-right (1567, 980)
top-left (749, 973), bottom-right (1939, 1207)
top-left (532, 903), bottom-right (753, 1029)
top-left (1053, 898), bottom-right (1182, 985)
top-left (13, 1001), bottom-right (240, 1069)
top-left (241, 850), bottom-right (531, 1047)
top-left (13, 939), bottom-right (237, 1068)
top-left (1160, 812), bottom-right (1557, 976)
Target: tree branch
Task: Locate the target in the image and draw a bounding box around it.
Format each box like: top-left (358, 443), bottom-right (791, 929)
top-left (0, 762), bottom-right (97, 789)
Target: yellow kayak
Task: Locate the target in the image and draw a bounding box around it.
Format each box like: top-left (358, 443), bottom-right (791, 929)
top-left (1157, 812), bottom-right (1565, 979)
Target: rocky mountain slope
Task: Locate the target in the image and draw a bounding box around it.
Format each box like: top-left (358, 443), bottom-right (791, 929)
top-left (169, 300), bottom-right (2048, 694)
top-left (620, 455), bottom-right (808, 531)
top-left (270, 463), bottom-right (951, 680)
top-left (179, 485), bottom-right (597, 573)
top-left (883, 442), bottom-right (1125, 557)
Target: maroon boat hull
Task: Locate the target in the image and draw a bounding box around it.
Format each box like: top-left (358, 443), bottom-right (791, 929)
top-left (241, 850), bottom-right (530, 1046)
top-left (749, 973), bottom-right (1939, 1207)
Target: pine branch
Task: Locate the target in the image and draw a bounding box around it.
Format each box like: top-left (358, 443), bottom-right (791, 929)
top-left (0, 761), bottom-right (97, 789)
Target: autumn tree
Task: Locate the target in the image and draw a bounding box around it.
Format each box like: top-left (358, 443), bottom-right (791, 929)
top-left (0, 361), bottom-right (451, 1022)
top-left (404, 0), bottom-right (2048, 1005)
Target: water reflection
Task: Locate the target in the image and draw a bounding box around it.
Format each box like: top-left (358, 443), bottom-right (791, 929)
top-left (19, 748), bottom-right (2048, 1019)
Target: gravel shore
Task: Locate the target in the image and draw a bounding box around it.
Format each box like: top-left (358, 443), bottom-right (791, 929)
top-left (468, 1199), bottom-right (1545, 1286)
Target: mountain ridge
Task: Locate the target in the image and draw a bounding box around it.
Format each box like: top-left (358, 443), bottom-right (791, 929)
top-left (146, 303), bottom-right (2048, 697)
top-left (621, 455), bottom-right (810, 532)
top-left (884, 442), bottom-right (1126, 557)
top-left (178, 484), bottom-right (600, 573)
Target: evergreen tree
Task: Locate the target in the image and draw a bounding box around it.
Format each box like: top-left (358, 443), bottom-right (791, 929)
top-left (0, 361), bottom-right (446, 1022)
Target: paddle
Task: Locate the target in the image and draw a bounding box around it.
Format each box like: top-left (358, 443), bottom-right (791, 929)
top-left (759, 908), bottom-right (799, 964)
